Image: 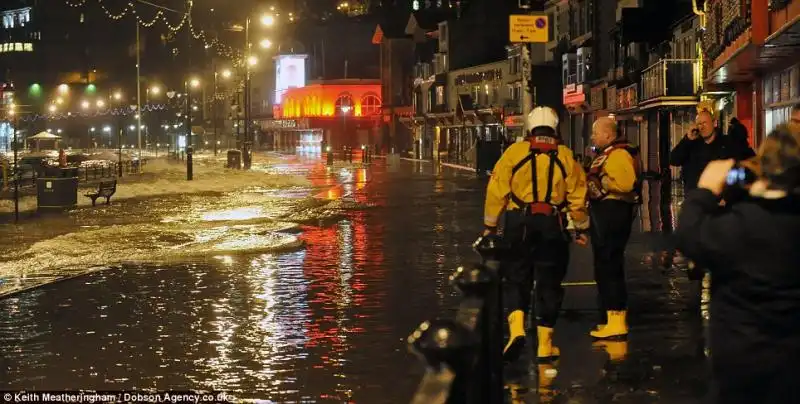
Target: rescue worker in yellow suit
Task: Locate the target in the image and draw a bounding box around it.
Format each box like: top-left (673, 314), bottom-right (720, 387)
top-left (483, 106), bottom-right (590, 361)
top-left (586, 116), bottom-right (641, 340)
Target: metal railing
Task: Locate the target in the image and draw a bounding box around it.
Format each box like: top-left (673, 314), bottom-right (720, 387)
top-left (414, 63), bottom-right (434, 80)
top-left (1, 160), bottom-right (147, 191)
top-left (640, 59), bottom-right (700, 101)
top-left (408, 235), bottom-right (508, 404)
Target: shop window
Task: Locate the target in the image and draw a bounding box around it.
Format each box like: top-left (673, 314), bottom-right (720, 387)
top-left (435, 86), bottom-right (444, 105)
top-left (765, 106), bottom-right (793, 136)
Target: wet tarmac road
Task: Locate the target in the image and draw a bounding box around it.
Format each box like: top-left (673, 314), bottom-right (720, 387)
top-left (0, 159), bottom-right (709, 402)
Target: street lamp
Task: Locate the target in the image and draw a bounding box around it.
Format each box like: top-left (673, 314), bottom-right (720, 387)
top-left (81, 100), bottom-right (90, 110)
top-left (261, 13), bottom-right (275, 26)
top-left (222, 69), bottom-right (232, 79)
top-left (48, 104), bottom-right (57, 113)
top-left (96, 99), bottom-right (105, 109)
top-left (185, 77), bottom-right (201, 181)
top-left (149, 85), bottom-right (161, 95)
top-left (259, 38), bottom-right (272, 49)
top-left (9, 105), bottom-right (18, 222)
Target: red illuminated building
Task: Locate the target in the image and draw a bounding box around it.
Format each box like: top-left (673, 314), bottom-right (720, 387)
top-left (703, 0), bottom-right (800, 145)
top-left (264, 79), bottom-right (383, 153)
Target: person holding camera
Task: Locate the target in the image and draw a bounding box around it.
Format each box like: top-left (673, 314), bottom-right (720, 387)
top-left (674, 123), bottom-right (800, 403)
top-left (670, 102), bottom-right (755, 192)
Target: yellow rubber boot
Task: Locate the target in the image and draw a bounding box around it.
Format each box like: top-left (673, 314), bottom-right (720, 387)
top-left (590, 310), bottom-right (628, 339)
top-left (503, 310), bottom-right (526, 360)
top-left (537, 326), bottom-right (560, 360)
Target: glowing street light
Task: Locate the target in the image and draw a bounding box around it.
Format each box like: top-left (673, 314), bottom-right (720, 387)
top-left (261, 14), bottom-right (275, 26)
top-left (96, 99), bottom-right (106, 108)
top-left (190, 78), bottom-right (201, 88)
top-left (221, 69), bottom-right (232, 79)
top-left (113, 91), bottom-right (122, 101)
top-left (58, 84), bottom-right (69, 94)
top-left (149, 85), bottom-right (161, 95)
top-left (81, 100), bottom-right (90, 110)
top-left (129, 125), bottom-right (136, 130)
top-left (55, 97), bottom-right (64, 105)
top-left (103, 126), bottom-right (111, 132)
top-left (48, 104), bottom-right (57, 113)
top-left (259, 38), bottom-right (272, 49)
top-left (247, 56), bottom-right (258, 66)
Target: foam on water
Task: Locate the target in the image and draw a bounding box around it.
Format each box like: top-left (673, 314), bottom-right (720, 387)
top-left (0, 157), bottom-right (311, 214)
top-left (0, 219), bottom-right (303, 278)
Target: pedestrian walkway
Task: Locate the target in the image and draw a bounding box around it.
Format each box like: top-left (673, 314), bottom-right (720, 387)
top-left (428, 163), bottom-right (709, 403)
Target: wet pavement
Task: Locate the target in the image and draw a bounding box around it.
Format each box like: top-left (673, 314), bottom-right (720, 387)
top-left (0, 157), bottom-right (709, 402)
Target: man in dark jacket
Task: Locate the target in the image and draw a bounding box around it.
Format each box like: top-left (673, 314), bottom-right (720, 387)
top-left (670, 108), bottom-right (755, 191)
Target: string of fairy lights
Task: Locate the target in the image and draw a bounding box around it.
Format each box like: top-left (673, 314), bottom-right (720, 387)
top-left (18, 104), bottom-right (169, 123)
top-left (63, 0), bottom-right (244, 60)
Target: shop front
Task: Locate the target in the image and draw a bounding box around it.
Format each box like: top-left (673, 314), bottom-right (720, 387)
top-left (563, 83), bottom-right (592, 155)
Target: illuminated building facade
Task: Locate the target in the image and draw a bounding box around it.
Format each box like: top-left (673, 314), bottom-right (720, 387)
top-left (266, 80), bottom-right (382, 152)
top-left (703, 0), bottom-right (800, 146)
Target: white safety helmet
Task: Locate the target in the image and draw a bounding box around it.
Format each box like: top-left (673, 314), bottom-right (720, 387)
top-left (526, 106), bottom-right (559, 132)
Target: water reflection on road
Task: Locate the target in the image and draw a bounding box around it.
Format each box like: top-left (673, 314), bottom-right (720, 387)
top-left (0, 161), bottom-right (709, 403)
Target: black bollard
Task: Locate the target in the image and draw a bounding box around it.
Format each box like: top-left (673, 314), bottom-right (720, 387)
top-left (472, 234), bottom-right (509, 404)
top-left (408, 319), bottom-right (478, 404)
top-left (326, 146), bottom-right (333, 166)
top-left (449, 264), bottom-right (497, 402)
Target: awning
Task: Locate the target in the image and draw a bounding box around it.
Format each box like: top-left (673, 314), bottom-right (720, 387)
top-left (28, 131), bottom-right (61, 140)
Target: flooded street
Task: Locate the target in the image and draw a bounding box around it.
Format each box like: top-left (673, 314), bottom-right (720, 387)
top-left (0, 158), bottom-right (709, 403)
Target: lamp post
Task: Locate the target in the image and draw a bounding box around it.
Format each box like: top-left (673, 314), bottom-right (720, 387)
top-left (187, 78), bottom-right (200, 180)
top-left (234, 12), bottom-right (275, 169)
top-left (186, 0), bottom-right (195, 181)
top-left (9, 105), bottom-right (18, 222)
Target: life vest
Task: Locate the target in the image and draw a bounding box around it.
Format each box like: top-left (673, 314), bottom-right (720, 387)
top-left (509, 135), bottom-right (568, 215)
top-left (586, 141), bottom-right (642, 203)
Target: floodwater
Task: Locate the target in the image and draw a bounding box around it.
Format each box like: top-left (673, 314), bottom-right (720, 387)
top-left (0, 157), bottom-right (709, 403)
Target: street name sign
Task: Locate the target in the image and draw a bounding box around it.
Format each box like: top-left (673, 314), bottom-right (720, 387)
top-left (509, 15), bottom-right (549, 43)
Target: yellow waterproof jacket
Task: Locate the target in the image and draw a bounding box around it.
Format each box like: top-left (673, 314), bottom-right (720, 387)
top-left (586, 142), bottom-right (640, 203)
top-left (484, 141), bottom-right (589, 230)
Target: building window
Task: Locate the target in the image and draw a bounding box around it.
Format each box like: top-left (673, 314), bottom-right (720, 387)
top-left (361, 93), bottom-right (381, 115)
top-left (435, 86), bottom-right (444, 105)
top-left (335, 93), bottom-right (354, 115)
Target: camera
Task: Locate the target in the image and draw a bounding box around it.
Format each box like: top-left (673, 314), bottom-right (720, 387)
top-left (721, 163), bottom-right (757, 203)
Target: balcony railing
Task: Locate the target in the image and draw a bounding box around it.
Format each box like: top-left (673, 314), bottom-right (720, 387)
top-left (640, 59), bottom-right (700, 102)
top-left (414, 63), bottom-right (433, 81)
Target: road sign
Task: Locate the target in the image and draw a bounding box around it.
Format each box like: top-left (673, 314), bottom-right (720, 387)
top-left (509, 14), bottom-right (549, 43)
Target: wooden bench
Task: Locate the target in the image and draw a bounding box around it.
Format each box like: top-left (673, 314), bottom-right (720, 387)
top-left (85, 179), bottom-right (117, 206)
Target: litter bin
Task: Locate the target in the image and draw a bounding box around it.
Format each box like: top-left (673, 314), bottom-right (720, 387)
top-left (227, 150), bottom-right (242, 169)
top-left (37, 177), bottom-right (78, 211)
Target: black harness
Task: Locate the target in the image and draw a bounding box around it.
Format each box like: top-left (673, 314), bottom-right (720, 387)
top-left (509, 136), bottom-right (568, 215)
